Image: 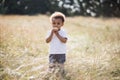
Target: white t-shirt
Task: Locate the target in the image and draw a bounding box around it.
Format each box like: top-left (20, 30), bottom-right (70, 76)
top-left (46, 28), bottom-right (67, 54)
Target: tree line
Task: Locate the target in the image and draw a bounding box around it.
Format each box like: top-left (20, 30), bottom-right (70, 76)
top-left (0, 0), bottom-right (120, 17)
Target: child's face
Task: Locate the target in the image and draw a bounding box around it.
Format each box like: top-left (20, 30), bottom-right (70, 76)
top-left (51, 18), bottom-right (64, 30)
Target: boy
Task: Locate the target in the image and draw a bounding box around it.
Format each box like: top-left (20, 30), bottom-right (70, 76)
top-left (46, 12), bottom-right (68, 73)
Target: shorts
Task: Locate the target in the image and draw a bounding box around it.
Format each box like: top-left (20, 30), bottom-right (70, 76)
top-left (49, 54), bottom-right (66, 64)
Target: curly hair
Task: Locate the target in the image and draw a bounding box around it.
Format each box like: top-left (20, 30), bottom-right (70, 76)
top-left (50, 12), bottom-right (66, 23)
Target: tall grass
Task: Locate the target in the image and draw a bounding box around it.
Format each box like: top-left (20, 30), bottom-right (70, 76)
top-left (0, 15), bottom-right (120, 80)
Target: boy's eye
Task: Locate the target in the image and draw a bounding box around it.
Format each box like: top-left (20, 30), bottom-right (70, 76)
top-left (52, 22), bottom-right (60, 25)
top-left (53, 22), bottom-right (55, 24)
top-left (57, 23), bottom-right (60, 25)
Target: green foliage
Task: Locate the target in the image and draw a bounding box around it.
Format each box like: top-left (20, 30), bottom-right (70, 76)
top-left (0, 0), bottom-right (7, 14)
top-left (0, 0), bottom-right (120, 17)
top-left (0, 0), bottom-right (49, 14)
top-left (49, 0), bottom-right (120, 17)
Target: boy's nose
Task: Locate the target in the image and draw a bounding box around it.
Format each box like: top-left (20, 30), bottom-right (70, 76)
top-left (54, 24), bottom-right (58, 27)
top-left (55, 24), bottom-right (58, 26)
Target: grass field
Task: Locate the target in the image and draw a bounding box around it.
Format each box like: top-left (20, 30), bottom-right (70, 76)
top-left (0, 15), bottom-right (120, 80)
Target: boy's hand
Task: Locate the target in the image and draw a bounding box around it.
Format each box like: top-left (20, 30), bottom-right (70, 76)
top-left (52, 27), bottom-right (58, 32)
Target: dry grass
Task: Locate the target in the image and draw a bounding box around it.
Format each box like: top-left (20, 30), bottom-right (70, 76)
top-left (0, 15), bottom-right (120, 80)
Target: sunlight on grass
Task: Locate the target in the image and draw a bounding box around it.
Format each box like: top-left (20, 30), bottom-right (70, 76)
top-left (0, 15), bottom-right (120, 80)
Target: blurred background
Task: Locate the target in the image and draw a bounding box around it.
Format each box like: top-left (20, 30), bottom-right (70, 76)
top-left (0, 0), bottom-right (120, 80)
top-left (0, 0), bottom-right (120, 17)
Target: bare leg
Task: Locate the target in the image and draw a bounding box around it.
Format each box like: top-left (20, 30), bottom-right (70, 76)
top-left (58, 63), bottom-right (65, 74)
top-left (48, 63), bottom-right (55, 73)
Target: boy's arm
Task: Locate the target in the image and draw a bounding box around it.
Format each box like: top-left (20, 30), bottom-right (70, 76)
top-left (54, 31), bottom-right (67, 43)
top-left (46, 31), bottom-right (54, 43)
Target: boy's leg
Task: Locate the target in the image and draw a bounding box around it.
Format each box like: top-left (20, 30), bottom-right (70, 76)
top-left (58, 63), bottom-right (65, 74)
top-left (49, 63), bottom-right (55, 68)
top-left (57, 54), bottom-right (66, 74)
top-left (48, 54), bottom-right (56, 73)
top-left (48, 54), bottom-right (66, 73)
top-left (47, 63), bottom-right (58, 74)
top-left (49, 54), bottom-right (56, 69)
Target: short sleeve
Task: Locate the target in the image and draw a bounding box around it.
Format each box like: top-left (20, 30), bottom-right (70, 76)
top-left (60, 29), bottom-right (68, 39)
